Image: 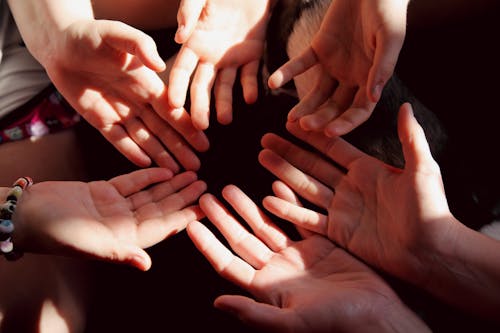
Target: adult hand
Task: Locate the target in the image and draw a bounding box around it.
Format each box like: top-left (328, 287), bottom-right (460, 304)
top-left (187, 184), bottom-right (430, 332)
top-left (169, 0), bottom-right (273, 129)
top-left (43, 19), bottom-right (209, 171)
top-left (268, 0), bottom-right (408, 136)
top-left (13, 168), bottom-right (206, 271)
top-left (259, 103), bottom-right (456, 285)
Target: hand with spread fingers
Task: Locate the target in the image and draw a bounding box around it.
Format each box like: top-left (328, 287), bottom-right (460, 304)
top-left (9, 168), bottom-right (206, 271)
top-left (169, 0), bottom-right (275, 130)
top-left (259, 103), bottom-right (500, 320)
top-left (9, 0), bottom-right (209, 172)
top-left (268, 0), bottom-right (409, 137)
top-left (187, 184), bottom-right (430, 332)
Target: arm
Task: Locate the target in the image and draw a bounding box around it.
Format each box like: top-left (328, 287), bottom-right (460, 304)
top-left (3, 169), bottom-right (206, 270)
top-left (8, 0), bottom-right (209, 171)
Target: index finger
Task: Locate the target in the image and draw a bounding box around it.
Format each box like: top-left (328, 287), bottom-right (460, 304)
top-left (286, 121), bottom-right (365, 170)
top-left (268, 47), bottom-right (318, 89)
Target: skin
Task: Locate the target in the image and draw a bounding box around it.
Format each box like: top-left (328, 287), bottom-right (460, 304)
top-left (187, 184), bottom-right (430, 332)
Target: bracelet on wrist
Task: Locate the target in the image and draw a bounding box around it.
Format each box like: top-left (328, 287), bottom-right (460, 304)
top-left (0, 177), bottom-right (33, 261)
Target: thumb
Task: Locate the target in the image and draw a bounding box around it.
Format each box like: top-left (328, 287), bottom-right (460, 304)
top-left (215, 295), bottom-right (297, 332)
top-left (175, 0), bottom-right (206, 44)
top-left (98, 20), bottom-right (166, 72)
top-left (398, 103), bottom-right (437, 173)
top-left (110, 243), bottom-right (152, 271)
top-left (368, 30), bottom-right (405, 102)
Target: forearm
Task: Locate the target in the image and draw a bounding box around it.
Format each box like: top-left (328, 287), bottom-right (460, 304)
top-left (7, 0), bottom-right (94, 64)
top-left (424, 219), bottom-right (500, 321)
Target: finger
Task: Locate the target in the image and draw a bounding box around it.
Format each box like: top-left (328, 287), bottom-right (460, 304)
top-left (101, 123), bottom-right (152, 167)
top-left (77, 90), bottom-right (152, 167)
top-left (261, 133), bottom-right (344, 188)
top-left (368, 28), bottom-right (405, 102)
top-left (175, 0), bottom-right (206, 43)
top-left (98, 20), bottom-right (165, 72)
top-left (187, 221), bottom-right (256, 288)
top-left (286, 121), bottom-right (365, 170)
top-left (288, 71), bottom-right (337, 121)
top-left (271, 181), bottom-right (316, 239)
top-left (258, 149), bottom-right (333, 209)
top-left (268, 47), bottom-right (318, 89)
top-left (113, 243), bottom-right (152, 271)
top-left (108, 167), bottom-right (174, 197)
top-left (398, 103), bottom-right (438, 173)
top-left (214, 295), bottom-right (299, 332)
top-left (129, 171), bottom-right (199, 208)
top-left (124, 115), bottom-right (180, 173)
top-left (299, 84), bottom-right (355, 131)
top-left (154, 105), bottom-right (210, 153)
top-left (240, 60), bottom-right (260, 104)
top-left (141, 107), bottom-right (202, 171)
top-left (168, 46), bottom-right (199, 108)
top-left (138, 204), bottom-right (205, 247)
top-left (324, 87), bottom-right (376, 137)
top-left (299, 101), bottom-right (341, 132)
top-left (271, 180), bottom-right (302, 206)
top-left (199, 193), bottom-right (275, 269)
top-left (190, 62), bottom-right (216, 130)
top-left (215, 67), bottom-right (237, 125)
top-left (222, 185), bottom-right (292, 253)
top-left (262, 196), bottom-right (328, 235)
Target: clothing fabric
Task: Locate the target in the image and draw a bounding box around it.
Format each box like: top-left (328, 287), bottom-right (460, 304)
top-left (0, 0), bottom-right (52, 118)
top-left (0, 1), bottom-right (79, 142)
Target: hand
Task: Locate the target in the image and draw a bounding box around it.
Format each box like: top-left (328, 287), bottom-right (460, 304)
top-left (187, 185), bottom-right (430, 332)
top-left (268, 0), bottom-right (408, 136)
top-left (42, 19), bottom-right (209, 171)
top-left (169, 0), bottom-right (273, 129)
top-left (259, 103), bottom-right (459, 286)
top-left (12, 168), bottom-right (206, 271)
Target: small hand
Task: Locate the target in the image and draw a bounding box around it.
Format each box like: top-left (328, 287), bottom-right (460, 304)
top-left (169, 0), bottom-right (273, 129)
top-left (13, 168), bottom-right (206, 271)
top-left (268, 0), bottom-right (408, 136)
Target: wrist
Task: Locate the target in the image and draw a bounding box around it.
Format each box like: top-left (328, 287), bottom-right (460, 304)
top-left (7, 0), bottom-right (94, 65)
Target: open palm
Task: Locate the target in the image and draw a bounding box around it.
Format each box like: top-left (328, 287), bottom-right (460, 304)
top-left (14, 168), bottom-right (206, 271)
top-left (187, 185), bottom-right (423, 332)
top-left (169, 0), bottom-right (273, 129)
top-left (259, 104), bottom-right (455, 285)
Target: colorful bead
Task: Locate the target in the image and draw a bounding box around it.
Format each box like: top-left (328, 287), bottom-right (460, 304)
top-left (0, 220), bottom-right (14, 233)
top-left (1, 176), bottom-right (33, 261)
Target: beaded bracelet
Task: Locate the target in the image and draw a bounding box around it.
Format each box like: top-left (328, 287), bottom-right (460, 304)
top-left (0, 177), bottom-right (33, 261)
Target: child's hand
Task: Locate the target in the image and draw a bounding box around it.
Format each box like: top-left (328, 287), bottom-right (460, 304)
top-left (169, 0), bottom-right (273, 130)
top-left (43, 19), bottom-right (209, 171)
top-left (13, 168), bottom-right (206, 271)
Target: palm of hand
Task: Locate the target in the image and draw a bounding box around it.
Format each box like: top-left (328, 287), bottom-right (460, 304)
top-left (15, 170), bottom-right (205, 267)
top-left (251, 234), bottom-right (399, 327)
top-left (181, 0), bottom-right (269, 67)
top-left (44, 20), bottom-right (183, 169)
top-left (327, 157), bottom-right (420, 275)
top-left (312, 0), bottom-right (376, 87)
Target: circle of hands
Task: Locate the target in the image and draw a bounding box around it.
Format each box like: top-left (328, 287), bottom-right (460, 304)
top-left (15, 0), bottom-right (458, 331)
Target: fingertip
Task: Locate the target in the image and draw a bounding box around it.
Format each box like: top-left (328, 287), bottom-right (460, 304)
top-left (267, 72), bottom-right (284, 89)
